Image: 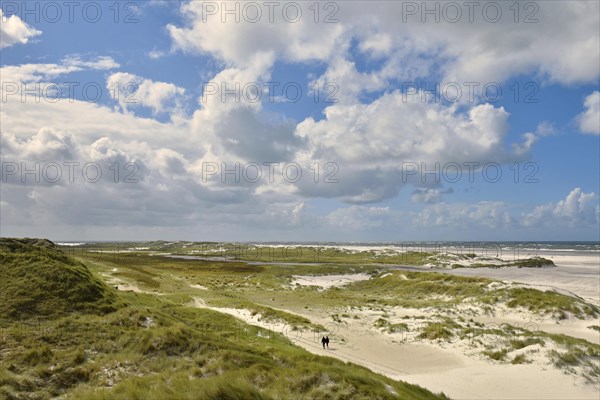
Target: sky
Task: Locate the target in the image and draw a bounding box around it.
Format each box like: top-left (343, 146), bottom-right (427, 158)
top-left (0, 0), bottom-right (599, 242)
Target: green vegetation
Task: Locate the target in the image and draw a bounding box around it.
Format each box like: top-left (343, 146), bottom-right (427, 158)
top-left (329, 272), bottom-right (492, 309)
top-left (70, 248), bottom-right (597, 326)
top-left (0, 239), bottom-right (446, 400)
top-left (209, 298), bottom-right (322, 331)
top-left (468, 324), bottom-right (598, 379)
top-left (510, 354), bottom-right (529, 364)
top-left (0, 238), bottom-right (119, 321)
top-left (483, 349), bottom-right (508, 361)
top-left (418, 323), bottom-right (454, 341)
top-left (174, 244), bottom-right (436, 266)
top-left (304, 271), bottom-right (594, 322)
top-left (505, 257), bottom-right (555, 268)
top-left (66, 242), bottom-right (554, 269)
top-left (509, 337), bottom-right (545, 350)
top-left (374, 318), bottom-right (408, 334)
top-left (504, 288), bottom-right (598, 319)
top-left (549, 340), bottom-right (600, 382)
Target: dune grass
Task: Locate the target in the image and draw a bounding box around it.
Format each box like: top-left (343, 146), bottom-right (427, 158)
top-left (0, 296), bottom-right (445, 400)
top-left (67, 241), bottom-right (558, 271)
top-left (0, 239), bottom-right (447, 400)
top-left (418, 323), bottom-right (454, 341)
top-left (77, 249), bottom-right (596, 323)
top-left (503, 288), bottom-right (599, 319)
top-left (0, 239), bottom-right (120, 321)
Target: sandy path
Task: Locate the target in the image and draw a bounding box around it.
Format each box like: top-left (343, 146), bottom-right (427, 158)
top-left (191, 298), bottom-right (599, 400)
top-left (290, 308), bottom-right (599, 400)
top-left (100, 272), bottom-right (154, 294)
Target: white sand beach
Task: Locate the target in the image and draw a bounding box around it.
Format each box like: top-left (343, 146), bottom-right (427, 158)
top-left (440, 253), bottom-right (600, 305)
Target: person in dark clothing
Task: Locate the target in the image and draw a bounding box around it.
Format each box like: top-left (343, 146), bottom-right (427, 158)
top-left (325, 336), bottom-right (329, 349)
top-left (321, 336), bottom-right (326, 349)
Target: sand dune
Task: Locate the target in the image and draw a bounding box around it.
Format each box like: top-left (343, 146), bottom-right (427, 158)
top-left (191, 297), bottom-right (598, 399)
top-left (192, 260), bottom-right (600, 400)
top-left (290, 274), bottom-right (371, 289)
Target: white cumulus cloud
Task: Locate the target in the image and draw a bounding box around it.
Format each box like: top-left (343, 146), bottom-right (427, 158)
top-left (0, 9), bottom-right (41, 48)
top-left (577, 91), bottom-right (600, 135)
top-left (524, 188), bottom-right (600, 228)
top-left (106, 72), bottom-right (186, 116)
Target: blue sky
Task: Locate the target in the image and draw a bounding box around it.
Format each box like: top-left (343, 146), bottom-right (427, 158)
top-left (1, 1), bottom-right (599, 241)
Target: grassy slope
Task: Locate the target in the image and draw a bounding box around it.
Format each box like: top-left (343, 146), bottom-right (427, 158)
top-left (75, 250), bottom-right (600, 381)
top-left (1, 299), bottom-right (442, 400)
top-left (0, 238), bottom-right (119, 321)
top-left (77, 251), bottom-right (597, 320)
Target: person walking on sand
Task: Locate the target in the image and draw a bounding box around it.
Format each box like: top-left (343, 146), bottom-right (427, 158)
top-left (321, 336), bottom-right (326, 349)
top-left (325, 336), bottom-right (329, 349)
